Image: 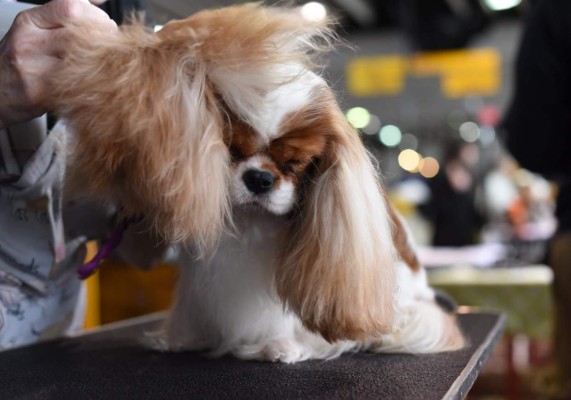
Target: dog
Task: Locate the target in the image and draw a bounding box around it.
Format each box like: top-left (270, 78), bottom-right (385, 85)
top-left (50, 3), bottom-right (465, 362)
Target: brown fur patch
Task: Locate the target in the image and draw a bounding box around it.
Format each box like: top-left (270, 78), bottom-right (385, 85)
top-left (260, 162), bottom-right (281, 176)
top-left (227, 117), bottom-right (258, 161)
top-left (268, 88), bottom-right (331, 183)
top-left (271, 113), bottom-right (328, 166)
top-left (386, 200), bottom-right (421, 271)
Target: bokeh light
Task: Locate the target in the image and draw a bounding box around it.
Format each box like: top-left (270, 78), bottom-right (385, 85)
top-left (419, 157), bottom-right (440, 178)
top-left (301, 2), bottom-right (327, 22)
top-left (398, 149), bottom-right (422, 172)
top-left (478, 105), bottom-right (501, 127)
top-left (379, 125), bottom-right (402, 147)
top-left (483, 0), bottom-right (521, 11)
top-left (362, 115), bottom-right (382, 136)
top-left (346, 107), bottom-right (371, 130)
top-left (480, 126), bottom-right (496, 146)
top-left (459, 122), bottom-right (480, 143)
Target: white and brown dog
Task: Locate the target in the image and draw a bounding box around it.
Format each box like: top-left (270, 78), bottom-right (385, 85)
top-left (50, 3), bottom-right (465, 363)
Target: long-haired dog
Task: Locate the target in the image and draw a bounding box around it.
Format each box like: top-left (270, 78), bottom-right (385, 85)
top-left (49, 3), bottom-right (465, 362)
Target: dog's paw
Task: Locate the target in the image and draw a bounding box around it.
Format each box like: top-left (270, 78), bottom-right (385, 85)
top-left (142, 330), bottom-right (176, 352)
top-left (235, 339), bottom-right (310, 363)
top-left (264, 340), bottom-right (309, 363)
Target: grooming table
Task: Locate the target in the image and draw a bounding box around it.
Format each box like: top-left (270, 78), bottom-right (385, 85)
top-left (0, 311), bottom-right (504, 400)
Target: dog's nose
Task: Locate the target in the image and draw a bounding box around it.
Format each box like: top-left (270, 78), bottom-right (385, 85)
top-left (243, 169), bottom-right (275, 194)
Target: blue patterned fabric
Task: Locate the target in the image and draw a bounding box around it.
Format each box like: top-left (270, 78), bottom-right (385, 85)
top-left (0, 119), bottom-right (91, 349)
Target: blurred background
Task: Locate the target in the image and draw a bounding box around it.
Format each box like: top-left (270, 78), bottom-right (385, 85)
top-left (88, 1), bottom-right (561, 399)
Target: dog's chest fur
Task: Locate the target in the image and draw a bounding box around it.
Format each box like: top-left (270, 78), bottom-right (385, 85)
top-left (172, 209), bottom-right (302, 351)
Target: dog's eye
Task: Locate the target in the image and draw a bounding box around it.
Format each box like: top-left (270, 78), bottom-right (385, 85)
top-left (280, 159), bottom-right (300, 173)
top-left (229, 147), bottom-right (242, 161)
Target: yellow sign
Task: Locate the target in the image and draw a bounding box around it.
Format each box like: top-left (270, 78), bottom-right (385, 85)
top-left (346, 48), bottom-right (501, 98)
top-left (347, 55), bottom-right (408, 97)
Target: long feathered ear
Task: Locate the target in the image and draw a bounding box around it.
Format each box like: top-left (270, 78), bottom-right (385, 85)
top-left (48, 20), bottom-right (231, 253)
top-left (276, 90), bottom-right (397, 342)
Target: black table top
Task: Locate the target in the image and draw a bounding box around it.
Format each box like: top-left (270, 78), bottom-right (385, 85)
top-left (0, 311), bottom-right (504, 400)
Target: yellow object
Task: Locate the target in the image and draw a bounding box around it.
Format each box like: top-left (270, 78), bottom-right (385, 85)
top-left (388, 194), bottom-right (416, 218)
top-left (346, 48), bottom-right (501, 98)
top-left (83, 241), bottom-right (101, 329)
top-left (347, 55), bottom-right (408, 97)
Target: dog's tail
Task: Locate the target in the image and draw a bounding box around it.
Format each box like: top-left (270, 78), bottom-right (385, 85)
top-left (367, 265), bottom-right (466, 353)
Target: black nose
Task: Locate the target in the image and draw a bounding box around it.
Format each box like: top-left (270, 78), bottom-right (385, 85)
top-left (243, 169), bottom-right (275, 194)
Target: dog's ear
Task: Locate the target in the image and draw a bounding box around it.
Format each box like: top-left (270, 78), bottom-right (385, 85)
top-left (49, 20), bottom-right (231, 254)
top-left (275, 90), bottom-right (396, 342)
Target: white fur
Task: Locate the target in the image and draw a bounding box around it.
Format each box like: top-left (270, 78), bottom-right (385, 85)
top-left (158, 210), bottom-right (460, 363)
top-left (250, 68), bottom-right (324, 144)
top-left (211, 63), bottom-right (324, 143)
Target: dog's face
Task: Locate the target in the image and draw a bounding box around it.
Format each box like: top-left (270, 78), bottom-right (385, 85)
top-left (227, 71), bottom-right (329, 216)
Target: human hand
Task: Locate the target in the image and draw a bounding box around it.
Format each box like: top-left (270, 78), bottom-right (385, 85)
top-left (0, 0), bottom-right (117, 129)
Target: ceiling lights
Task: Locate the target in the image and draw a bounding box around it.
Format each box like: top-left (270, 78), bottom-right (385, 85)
top-left (482, 0), bottom-right (522, 11)
top-left (301, 2), bottom-right (327, 22)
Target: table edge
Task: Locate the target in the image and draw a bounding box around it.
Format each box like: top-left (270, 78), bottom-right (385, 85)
top-left (442, 311), bottom-right (506, 400)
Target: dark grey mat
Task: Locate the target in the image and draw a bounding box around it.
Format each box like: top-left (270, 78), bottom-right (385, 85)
top-left (0, 312), bottom-right (504, 400)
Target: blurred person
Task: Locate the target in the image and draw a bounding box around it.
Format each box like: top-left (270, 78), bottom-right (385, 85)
top-left (420, 141), bottom-right (484, 247)
top-left (0, 0), bottom-right (150, 349)
top-left (506, 170), bottom-right (556, 242)
top-left (504, 0), bottom-right (571, 396)
top-left (482, 157), bottom-right (519, 222)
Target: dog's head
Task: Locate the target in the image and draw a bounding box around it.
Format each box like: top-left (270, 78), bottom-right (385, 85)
top-left (170, 5), bottom-right (398, 342)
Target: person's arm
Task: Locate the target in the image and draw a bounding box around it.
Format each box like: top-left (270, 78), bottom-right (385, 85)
top-left (0, 0), bottom-right (117, 129)
top-left (504, 0), bottom-right (571, 178)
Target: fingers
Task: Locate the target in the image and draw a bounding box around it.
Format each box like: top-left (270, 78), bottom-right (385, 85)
top-left (0, 0), bottom-right (117, 127)
top-left (17, 0), bottom-right (116, 31)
